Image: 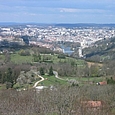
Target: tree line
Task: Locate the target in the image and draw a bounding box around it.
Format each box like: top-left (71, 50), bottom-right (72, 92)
top-left (0, 63), bottom-right (30, 89)
top-left (0, 85), bottom-right (115, 115)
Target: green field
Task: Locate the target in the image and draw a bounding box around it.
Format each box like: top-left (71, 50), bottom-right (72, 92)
top-left (0, 55), bottom-right (5, 62)
top-left (36, 74), bottom-right (104, 87)
top-left (40, 54), bottom-right (84, 66)
top-left (10, 54), bottom-right (34, 64)
top-left (8, 53), bottom-right (85, 66)
top-left (38, 75), bottom-right (67, 86)
top-left (0, 50), bottom-right (105, 89)
top-left (65, 76), bottom-right (105, 86)
top-left (0, 48), bottom-right (85, 66)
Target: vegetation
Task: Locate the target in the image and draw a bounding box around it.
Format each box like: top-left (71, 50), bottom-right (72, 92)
top-left (11, 54), bottom-right (33, 64)
top-left (40, 67), bottom-right (45, 75)
top-left (58, 54), bottom-right (66, 59)
top-left (49, 66), bottom-right (54, 76)
top-left (0, 44), bottom-right (115, 114)
top-left (40, 75), bottom-right (67, 86)
top-left (83, 37), bottom-right (115, 62)
top-left (0, 46), bottom-right (114, 88)
top-left (0, 85), bottom-right (115, 115)
top-left (107, 77), bottom-right (115, 84)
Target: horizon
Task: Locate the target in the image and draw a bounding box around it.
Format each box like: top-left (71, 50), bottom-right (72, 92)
top-left (0, 22), bottom-right (115, 25)
top-left (0, 0), bottom-right (115, 24)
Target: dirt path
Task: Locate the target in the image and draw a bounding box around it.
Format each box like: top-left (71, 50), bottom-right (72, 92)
top-left (33, 73), bottom-right (45, 88)
top-left (53, 71), bottom-right (65, 80)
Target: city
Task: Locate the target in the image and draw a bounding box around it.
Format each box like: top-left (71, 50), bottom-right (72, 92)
top-left (0, 0), bottom-right (115, 114)
top-left (0, 24), bottom-right (115, 57)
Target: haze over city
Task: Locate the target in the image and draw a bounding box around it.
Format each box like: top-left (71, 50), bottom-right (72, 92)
top-left (0, 0), bottom-right (115, 23)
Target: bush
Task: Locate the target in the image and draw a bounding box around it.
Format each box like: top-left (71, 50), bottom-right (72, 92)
top-left (58, 54), bottom-right (66, 59)
top-left (6, 82), bottom-right (13, 89)
top-left (107, 77), bottom-right (115, 84)
top-left (19, 50), bottom-right (30, 56)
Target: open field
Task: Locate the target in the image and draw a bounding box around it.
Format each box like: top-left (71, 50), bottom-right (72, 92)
top-left (34, 74), bottom-right (105, 87)
top-left (12, 73), bottom-right (106, 90)
top-left (86, 61), bottom-right (103, 68)
top-left (40, 54), bottom-right (85, 65)
top-left (0, 52), bottom-right (85, 65)
top-left (10, 54), bottom-right (34, 64)
top-left (0, 52), bottom-right (85, 66)
top-left (65, 76), bottom-right (105, 86)
top-left (37, 75), bottom-right (67, 86)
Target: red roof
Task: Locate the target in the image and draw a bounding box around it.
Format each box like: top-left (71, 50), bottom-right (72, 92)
top-left (81, 101), bottom-right (102, 108)
top-left (99, 81), bottom-right (107, 85)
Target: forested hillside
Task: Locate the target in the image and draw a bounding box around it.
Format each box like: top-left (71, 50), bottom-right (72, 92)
top-left (83, 37), bottom-right (115, 62)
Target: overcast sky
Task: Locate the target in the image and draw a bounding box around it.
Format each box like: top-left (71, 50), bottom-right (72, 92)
top-left (0, 0), bottom-right (115, 23)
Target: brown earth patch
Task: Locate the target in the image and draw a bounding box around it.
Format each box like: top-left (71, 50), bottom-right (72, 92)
top-left (87, 62), bottom-right (103, 68)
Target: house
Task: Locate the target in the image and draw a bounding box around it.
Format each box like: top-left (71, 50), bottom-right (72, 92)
top-left (81, 101), bottom-right (102, 108)
top-left (76, 100), bottom-right (107, 115)
top-left (97, 81), bottom-right (107, 85)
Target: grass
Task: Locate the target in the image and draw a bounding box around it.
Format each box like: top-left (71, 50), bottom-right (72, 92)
top-left (65, 76), bottom-right (105, 86)
top-left (0, 54), bottom-right (4, 59)
top-left (77, 77), bottom-right (104, 82)
top-left (0, 55), bottom-right (5, 62)
top-left (13, 74), bottom-right (68, 89)
top-left (39, 75), bottom-right (67, 86)
top-left (10, 75), bottom-right (106, 90)
top-left (0, 84), bottom-right (6, 90)
top-left (14, 74), bottom-right (102, 89)
top-left (10, 54), bottom-right (34, 64)
top-left (0, 53), bottom-right (34, 64)
top-left (9, 53), bottom-right (84, 66)
top-left (34, 74), bottom-right (104, 87)
top-left (1, 52), bottom-right (104, 87)
top-left (41, 54), bottom-right (85, 66)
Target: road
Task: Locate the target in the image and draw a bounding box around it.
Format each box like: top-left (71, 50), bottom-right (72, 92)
top-left (33, 73), bottom-right (45, 88)
top-left (33, 71), bottom-right (65, 88)
top-left (53, 71), bottom-right (65, 80)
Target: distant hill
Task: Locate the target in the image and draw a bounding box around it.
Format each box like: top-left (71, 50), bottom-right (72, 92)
top-left (83, 37), bottom-right (115, 62)
top-left (0, 22), bottom-right (115, 28)
top-left (55, 23), bottom-right (115, 28)
top-left (0, 22), bottom-right (22, 26)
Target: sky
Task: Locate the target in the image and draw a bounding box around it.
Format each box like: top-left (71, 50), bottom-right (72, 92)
top-left (0, 0), bottom-right (115, 24)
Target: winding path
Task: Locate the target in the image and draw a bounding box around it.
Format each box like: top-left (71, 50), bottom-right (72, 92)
top-left (33, 71), bottom-right (65, 88)
top-left (53, 71), bottom-right (65, 80)
top-left (33, 73), bottom-right (45, 88)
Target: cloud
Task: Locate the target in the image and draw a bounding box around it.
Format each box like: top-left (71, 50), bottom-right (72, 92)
top-left (0, 0), bottom-right (114, 23)
top-left (59, 8), bottom-right (78, 13)
top-left (59, 8), bottom-right (108, 14)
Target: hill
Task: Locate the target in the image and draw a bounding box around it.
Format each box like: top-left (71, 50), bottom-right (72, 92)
top-left (55, 23), bottom-right (115, 28)
top-left (83, 37), bottom-right (115, 62)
